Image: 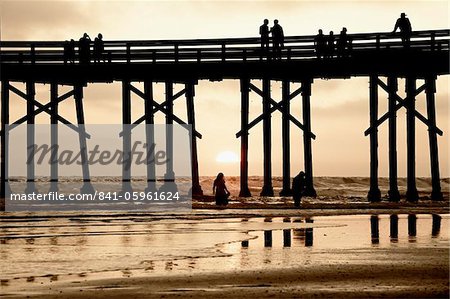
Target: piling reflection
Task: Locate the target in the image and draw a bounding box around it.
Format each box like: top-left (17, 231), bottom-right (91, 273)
top-left (370, 215), bottom-right (379, 244)
top-left (264, 230), bottom-right (272, 247)
top-left (390, 214), bottom-right (399, 242)
top-left (408, 214), bottom-right (417, 242)
top-left (305, 218), bottom-right (314, 247)
top-left (432, 214), bottom-right (441, 237)
top-left (283, 229), bottom-right (291, 247)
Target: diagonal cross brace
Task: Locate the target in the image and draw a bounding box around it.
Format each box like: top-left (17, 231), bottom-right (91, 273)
top-left (118, 84), bottom-right (202, 138)
top-left (236, 83), bottom-right (316, 139)
top-left (364, 79), bottom-right (443, 136)
top-left (7, 85), bottom-right (91, 138)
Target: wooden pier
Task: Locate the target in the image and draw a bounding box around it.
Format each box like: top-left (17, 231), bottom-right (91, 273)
top-left (0, 29), bottom-right (449, 204)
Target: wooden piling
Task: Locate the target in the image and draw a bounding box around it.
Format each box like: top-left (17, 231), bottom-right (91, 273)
top-left (49, 83), bottom-right (59, 192)
top-left (368, 75), bottom-right (381, 202)
top-left (260, 78), bottom-right (273, 196)
top-left (425, 76), bottom-right (443, 201)
top-left (388, 77), bottom-right (400, 202)
top-left (239, 78), bottom-right (251, 197)
top-left (280, 80), bottom-right (292, 196)
top-left (25, 81), bottom-right (37, 194)
top-left (160, 81), bottom-right (177, 192)
top-left (144, 81), bottom-right (156, 193)
top-left (1, 80), bottom-right (10, 202)
top-left (302, 78), bottom-right (316, 197)
top-left (186, 82), bottom-right (203, 196)
top-left (405, 77), bottom-right (418, 202)
top-left (121, 79), bottom-right (132, 193)
top-left (74, 84), bottom-right (94, 194)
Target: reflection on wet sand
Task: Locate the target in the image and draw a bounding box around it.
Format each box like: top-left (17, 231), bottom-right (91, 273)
top-left (0, 213), bottom-right (447, 292)
top-left (244, 214), bottom-right (444, 249)
top-left (283, 229), bottom-right (291, 247)
top-left (390, 214), bottom-right (399, 242)
top-left (264, 230), bottom-right (272, 247)
top-left (432, 214), bottom-right (441, 237)
top-left (371, 215), bottom-right (379, 244)
top-left (408, 214), bottom-right (417, 239)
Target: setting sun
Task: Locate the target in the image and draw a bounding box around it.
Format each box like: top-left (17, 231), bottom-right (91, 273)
top-left (216, 151), bottom-right (239, 163)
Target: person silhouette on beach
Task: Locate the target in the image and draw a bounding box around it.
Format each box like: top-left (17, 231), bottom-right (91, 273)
top-left (326, 31), bottom-right (335, 58)
top-left (393, 13), bottom-right (412, 48)
top-left (79, 33), bottom-right (91, 64)
top-left (314, 29), bottom-right (326, 59)
top-left (292, 171), bottom-right (306, 207)
top-left (271, 19), bottom-right (284, 60)
top-left (260, 19), bottom-right (270, 59)
top-left (93, 33), bottom-right (105, 63)
top-left (213, 172), bottom-right (230, 206)
top-left (337, 27), bottom-right (348, 57)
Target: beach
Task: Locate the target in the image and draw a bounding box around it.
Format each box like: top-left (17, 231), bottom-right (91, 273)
top-left (1, 193), bottom-right (449, 298)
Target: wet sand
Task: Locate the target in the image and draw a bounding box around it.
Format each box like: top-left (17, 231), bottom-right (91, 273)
top-left (1, 212), bottom-right (448, 298)
top-left (9, 257), bottom-right (448, 299)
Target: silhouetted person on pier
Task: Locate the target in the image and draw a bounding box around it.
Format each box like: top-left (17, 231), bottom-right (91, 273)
top-left (292, 171), bottom-right (306, 207)
top-left (213, 172), bottom-right (230, 206)
top-left (271, 19), bottom-right (284, 60)
top-left (393, 13), bottom-right (412, 48)
top-left (64, 39), bottom-right (76, 65)
top-left (260, 19), bottom-right (270, 59)
top-left (94, 33), bottom-right (105, 63)
top-left (337, 27), bottom-right (349, 57)
top-left (79, 33), bottom-right (91, 64)
top-left (314, 29), bottom-right (326, 59)
top-left (326, 31), bottom-right (335, 58)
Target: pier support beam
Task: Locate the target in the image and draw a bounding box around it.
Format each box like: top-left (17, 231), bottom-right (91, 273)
top-left (301, 78), bottom-right (316, 197)
top-left (1, 80), bottom-right (11, 201)
top-left (122, 80), bottom-right (133, 193)
top-left (25, 81), bottom-right (38, 194)
top-left (144, 81), bottom-right (157, 193)
top-left (239, 78), bottom-right (251, 197)
top-left (74, 84), bottom-right (94, 194)
top-left (160, 81), bottom-right (177, 192)
top-left (425, 76), bottom-right (443, 201)
top-left (260, 78), bottom-right (274, 196)
top-left (49, 83), bottom-right (59, 192)
top-left (368, 75), bottom-right (381, 202)
top-left (387, 77), bottom-right (400, 201)
top-left (405, 77), bottom-right (418, 202)
top-left (280, 80), bottom-right (292, 196)
top-left (186, 81), bottom-right (203, 196)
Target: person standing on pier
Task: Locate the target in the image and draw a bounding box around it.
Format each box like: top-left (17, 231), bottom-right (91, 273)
top-left (314, 29), bottom-right (326, 59)
top-left (292, 171), bottom-right (306, 207)
top-left (94, 33), bottom-right (105, 63)
top-left (213, 172), bottom-right (230, 206)
top-left (259, 19), bottom-right (270, 60)
top-left (393, 12), bottom-right (412, 48)
top-left (326, 31), bottom-right (335, 58)
top-left (79, 33), bottom-right (92, 64)
top-left (337, 27), bottom-right (349, 57)
top-left (271, 19), bottom-right (284, 60)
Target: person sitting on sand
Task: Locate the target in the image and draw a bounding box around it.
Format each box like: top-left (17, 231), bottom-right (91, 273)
top-left (213, 172), bottom-right (230, 206)
top-left (292, 171), bottom-right (306, 207)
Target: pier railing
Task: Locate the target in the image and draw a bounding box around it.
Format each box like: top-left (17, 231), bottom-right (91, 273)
top-left (1, 29), bottom-right (449, 64)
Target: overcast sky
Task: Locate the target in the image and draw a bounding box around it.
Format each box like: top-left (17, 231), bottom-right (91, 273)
top-left (1, 0), bottom-right (449, 177)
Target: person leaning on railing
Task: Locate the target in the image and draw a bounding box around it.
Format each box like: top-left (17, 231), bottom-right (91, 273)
top-left (393, 12), bottom-right (412, 48)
